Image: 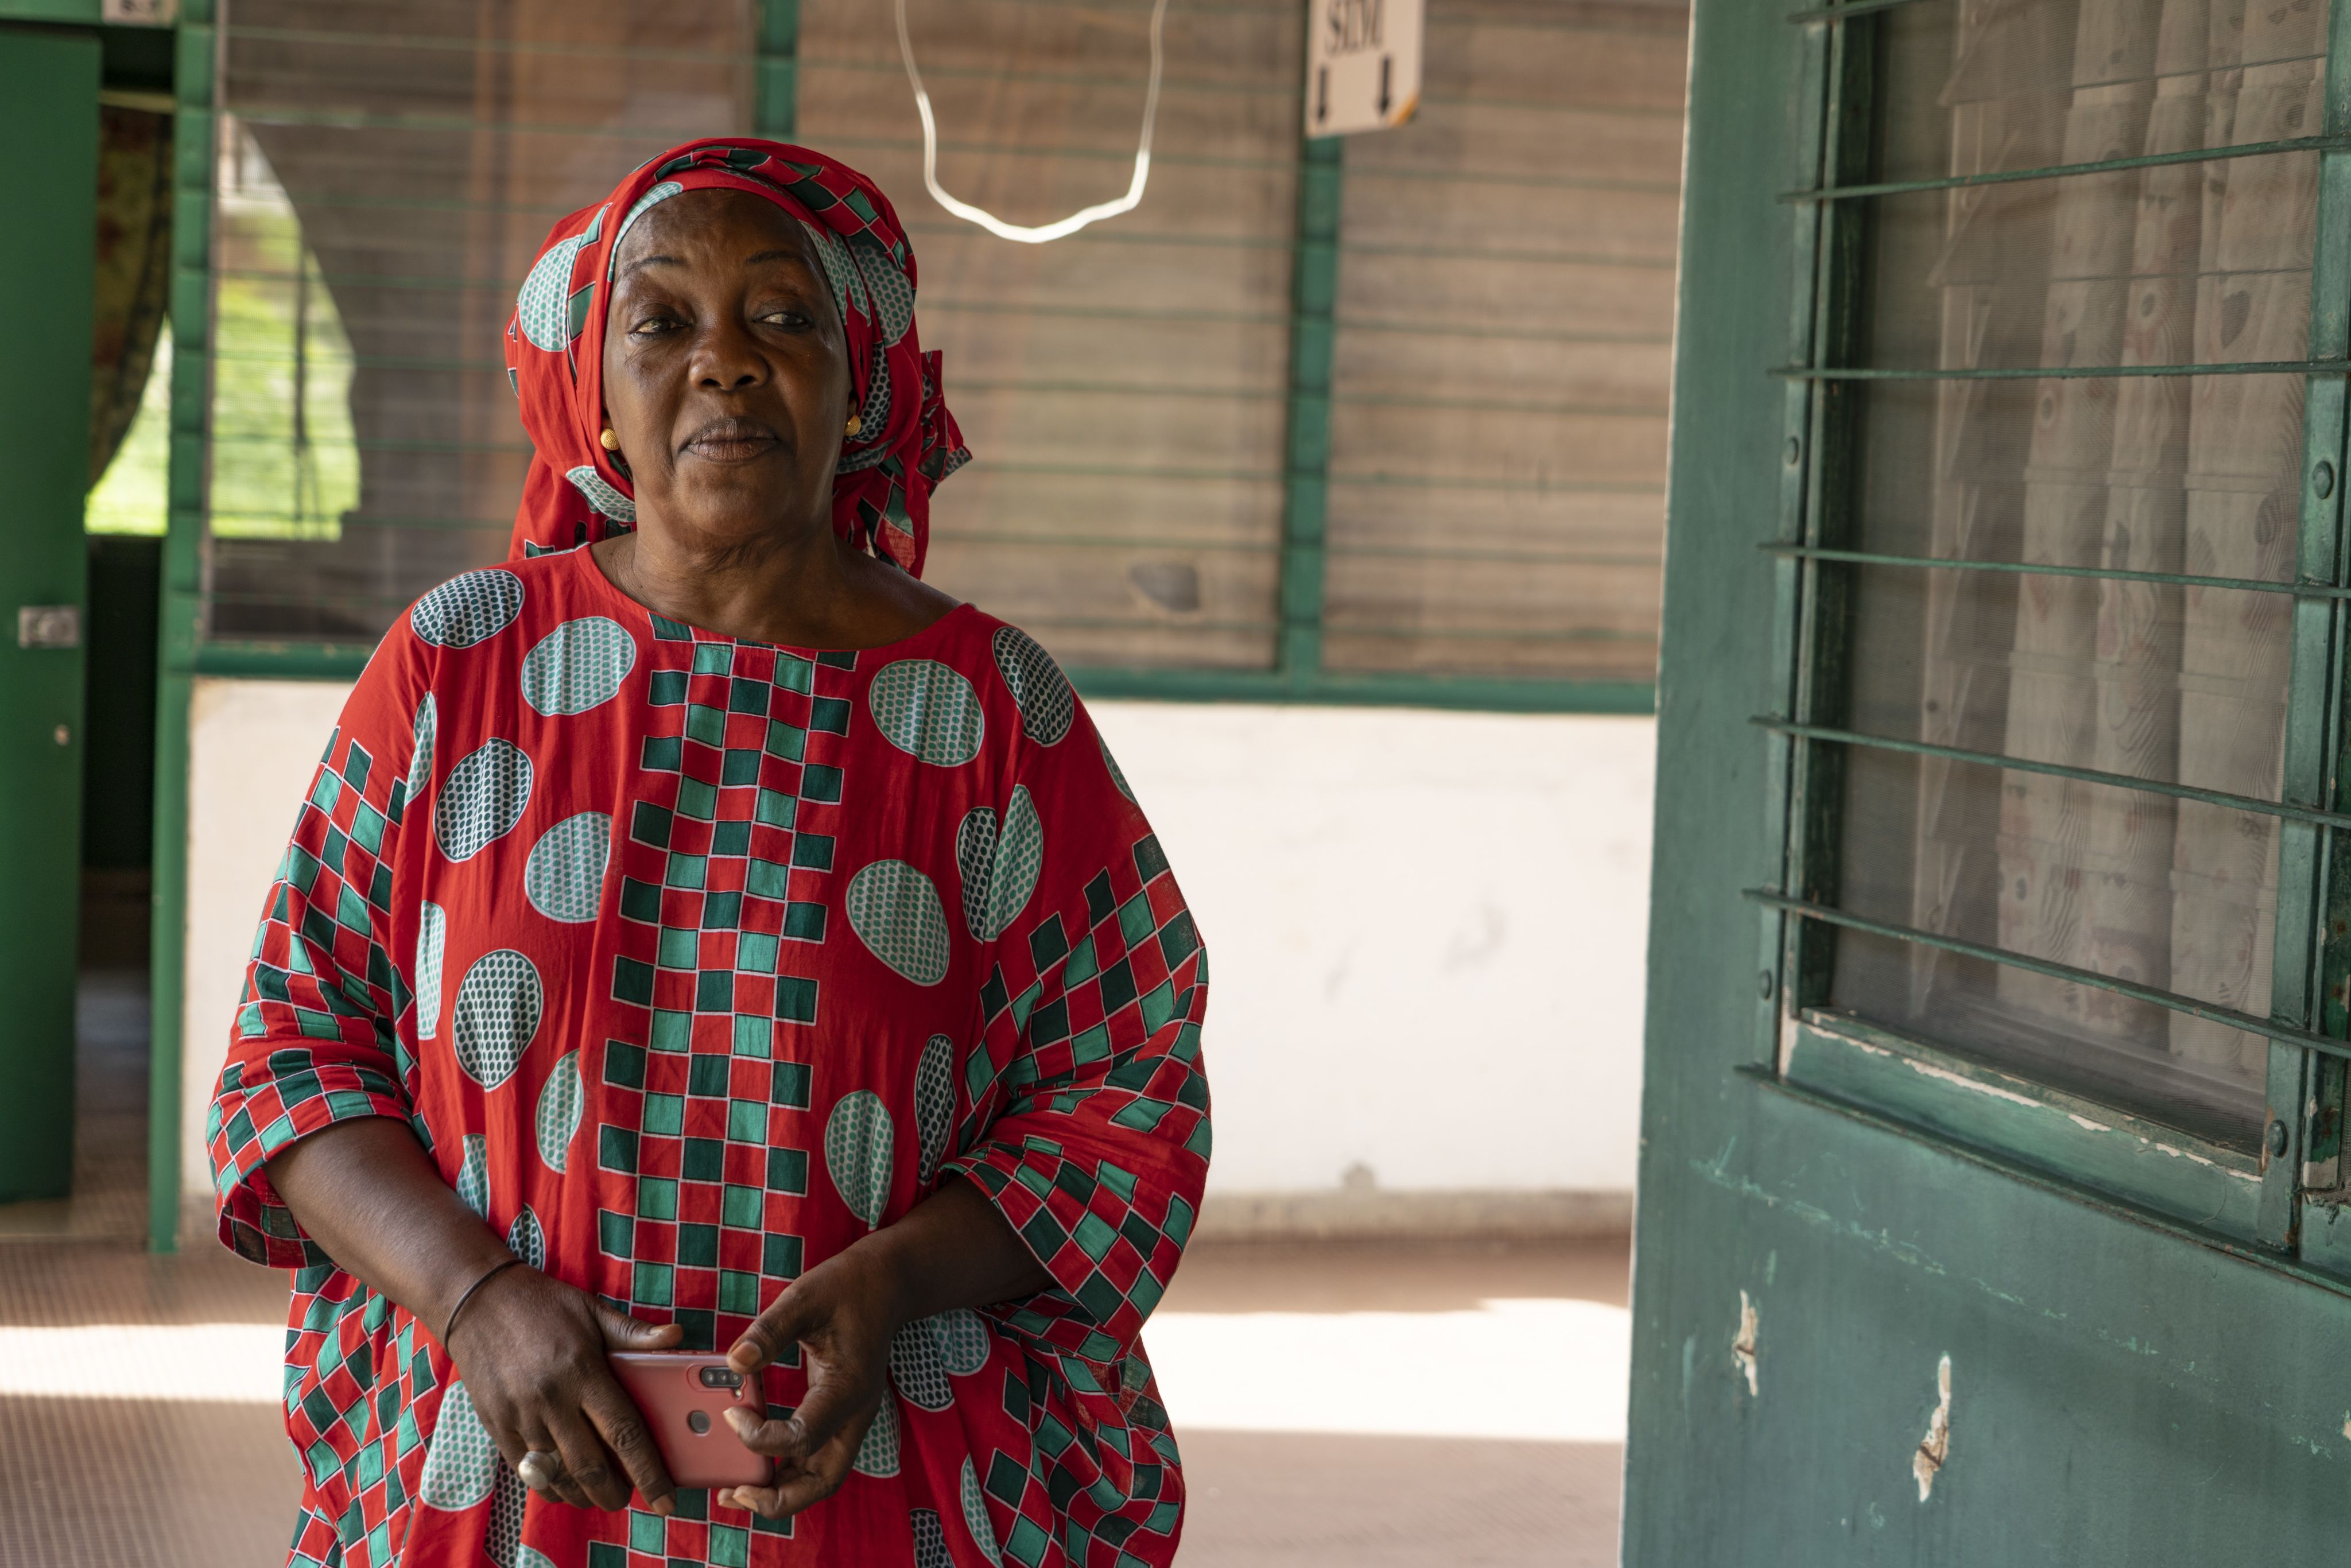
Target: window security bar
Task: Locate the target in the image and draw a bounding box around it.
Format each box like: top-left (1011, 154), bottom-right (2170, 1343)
top-left (1780, 134), bottom-right (2351, 203)
top-left (1743, 889), bottom-right (2351, 1065)
top-left (1770, 359), bottom-right (2351, 381)
top-left (1748, 717), bottom-right (2351, 833)
top-left (1757, 544), bottom-right (2351, 603)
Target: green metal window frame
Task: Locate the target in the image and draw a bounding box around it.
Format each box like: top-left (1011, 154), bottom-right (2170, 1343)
top-left (1750, 0), bottom-right (2351, 1260)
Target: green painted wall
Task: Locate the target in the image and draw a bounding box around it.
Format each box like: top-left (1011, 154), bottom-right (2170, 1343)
top-left (1625, 1), bottom-right (2351, 1559)
top-left (0, 24), bottom-right (97, 1201)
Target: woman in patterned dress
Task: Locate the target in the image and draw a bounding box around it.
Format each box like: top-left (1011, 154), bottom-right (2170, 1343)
top-left (207, 139), bottom-right (1212, 1568)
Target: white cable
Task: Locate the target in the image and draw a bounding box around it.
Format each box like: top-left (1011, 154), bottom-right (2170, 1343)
top-left (894, 0), bottom-right (1168, 244)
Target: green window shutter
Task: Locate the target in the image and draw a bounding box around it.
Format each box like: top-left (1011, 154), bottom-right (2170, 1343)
top-left (1761, 0), bottom-right (2351, 1241)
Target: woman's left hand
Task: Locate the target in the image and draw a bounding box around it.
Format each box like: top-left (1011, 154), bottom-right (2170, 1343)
top-left (716, 1177), bottom-right (1052, 1521)
top-left (717, 1244), bottom-right (905, 1520)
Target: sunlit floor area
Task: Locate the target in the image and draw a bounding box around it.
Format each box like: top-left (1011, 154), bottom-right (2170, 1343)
top-left (0, 1238), bottom-right (1628, 1565)
top-left (0, 966), bottom-right (1627, 1564)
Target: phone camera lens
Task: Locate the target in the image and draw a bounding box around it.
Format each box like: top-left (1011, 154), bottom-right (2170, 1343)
top-left (698, 1366), bottom-right (743, 1388)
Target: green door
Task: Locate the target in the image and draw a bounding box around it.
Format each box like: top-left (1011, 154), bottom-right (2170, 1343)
top-left (1631, 0), bottom-right (2351, 1559)
top-left (0, 25), bottom-right (96, 1201)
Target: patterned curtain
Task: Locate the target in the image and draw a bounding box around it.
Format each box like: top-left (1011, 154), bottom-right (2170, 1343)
top-left (89, 104), bottom-right (174, 488)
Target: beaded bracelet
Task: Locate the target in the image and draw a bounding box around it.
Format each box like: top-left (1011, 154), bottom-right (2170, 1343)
top-left (441, 1257), bottom-right (523, 1346)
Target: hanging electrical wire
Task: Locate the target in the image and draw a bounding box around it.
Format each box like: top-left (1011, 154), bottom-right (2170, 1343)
top-left (894, 0), bottom-right (1169, 244)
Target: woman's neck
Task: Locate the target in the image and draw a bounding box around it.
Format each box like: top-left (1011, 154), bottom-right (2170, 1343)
top-left (589, 517), bottom-right (957, 649)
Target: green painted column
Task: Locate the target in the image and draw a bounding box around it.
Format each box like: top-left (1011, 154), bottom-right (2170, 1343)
top-left (0, 24), bottom-right (99, 1201)
top-left (756, 0), bottom-right (798, 136)
top-left (150, 2), bottom-right (215, 1251)
top-left (1279, 135), bottom-right (1341, 690)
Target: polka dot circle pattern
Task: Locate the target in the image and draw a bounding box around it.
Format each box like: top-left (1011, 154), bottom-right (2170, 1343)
top-left (853, 238), bottom-right (914, 344)
top-left (486, 1466), bottom-right (526, 1567)
top-left (522, 618), bottom-right (636, 717)
top-left (452, 949), bottom-right (543, 1089)
top-left (417, 1381), bottom-right (501, 1509)
top-left (563, 465), bottom-right (637, 526)
top-left (412, 569), bottom-right (525, 649)
top-left (912, 1508), bottom-right (952, 1568)
top-left (890, 1318), bottom-right (954, 1411)
top-left (825, 1088), bottom-right (895, 1229)
top-left (516, 234), bottom-right (588, 351)
top-left (536, 1050), bottom-right (583, 1173)
top-left (961, 1457), bottom-right (1002, 1566)
top-left (934, 1308), bottom-right (991, 1376)
top-left (849, 356), bottom-right (892, 448)
top-left (435, 740), bottom-right (532, 863)
top-left (914, 1033), bottom-right (953, 1184)
top-left (986, 786), bottom-right (1045, 939)
top-left (846, 860), bottom-right (950, 985)
top-left (991, 625), bottom-right (1073, 746)
top-left (407, 694), bottom-right (437, 809)
top-left (853, 1394), bottom-right (901, 1477)
top-left (799, 222), bottom-right (863, 331)
top-left (414, 902), bottom-right (446, 1041)
top-left (954, 808), bottom-right (996, 941)
top-left (1100, 732), bottom-right (1136, 804)
top-left (456, 1133), bottom-right (490, 1219)
top-left (523, 812), bottom-right (612, 923)
top-left (868, 659), bottom-right (984, 765)
top-left (506, 1205), bottom-right (545, 1270)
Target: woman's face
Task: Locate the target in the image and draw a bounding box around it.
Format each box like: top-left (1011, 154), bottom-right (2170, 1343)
top-left (602, 188), bottom-right (854, 550)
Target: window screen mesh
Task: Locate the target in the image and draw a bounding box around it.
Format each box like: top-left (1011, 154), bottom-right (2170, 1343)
top-left (200, 0), bottom-right (1683, 690)
top-left (1321, 0), bottom-right (1687, 682)
top-left (207, 0), bottom-right (757, 641)
top-left (1818, 0), bottom-right (2325, 1144)
top-left (793, 0), bottom-right (1300, 670)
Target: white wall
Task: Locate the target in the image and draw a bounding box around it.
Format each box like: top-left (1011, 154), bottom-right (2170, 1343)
top-left (181, 678), bottom-right (1655, 1208)
top-left (1089, 705), bottom-right (1654, 1197)
top-left (181, 678), bottom-right (351, 1202)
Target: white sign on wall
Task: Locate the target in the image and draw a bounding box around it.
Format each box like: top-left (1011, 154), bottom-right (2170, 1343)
top-left (1303, 0), bottom-right (1423, 138)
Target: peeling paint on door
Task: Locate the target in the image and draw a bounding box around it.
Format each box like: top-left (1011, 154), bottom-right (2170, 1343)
top-left (1733, 1290), bottom-right (1759, 1396)
top-left (1914, 1354), bottom-right (1952, 1501)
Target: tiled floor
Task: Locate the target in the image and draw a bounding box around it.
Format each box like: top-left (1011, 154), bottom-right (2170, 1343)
top-left (0, 965), bottom-right (1628, 1565)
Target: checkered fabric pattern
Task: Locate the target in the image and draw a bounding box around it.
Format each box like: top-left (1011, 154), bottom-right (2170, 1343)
top-left (941, 833), bottom-right (1206, 1568)
top-left (949, 833), bottom-right (1208, 1365)
top-left (590, 620), bottom-right (843, 1359)
top-left (207, 549), bottom-right (1209, 1567)
top-left (212, 725), bottom-right (416, 1267)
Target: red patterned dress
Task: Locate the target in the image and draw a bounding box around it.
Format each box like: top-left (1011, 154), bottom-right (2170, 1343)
top-left (207, 546), bottom-right (1212, 1568)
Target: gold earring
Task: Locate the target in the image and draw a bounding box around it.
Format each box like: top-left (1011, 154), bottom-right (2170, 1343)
top-left (845, 413), bottom-right (863, 437)
top-left (599, 428), bottom-right (620, 451)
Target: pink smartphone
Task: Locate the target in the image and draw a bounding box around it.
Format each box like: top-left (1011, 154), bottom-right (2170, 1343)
top-left (609, 1352), bottom-right (773, 1490)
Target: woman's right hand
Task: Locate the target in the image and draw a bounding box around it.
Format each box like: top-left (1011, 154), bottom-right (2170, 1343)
top-left (445, 1264), bottom-right (686, 1515)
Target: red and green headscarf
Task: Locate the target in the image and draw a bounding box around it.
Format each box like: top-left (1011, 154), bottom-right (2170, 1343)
top-left (502, 138), bottom-right (968, 576)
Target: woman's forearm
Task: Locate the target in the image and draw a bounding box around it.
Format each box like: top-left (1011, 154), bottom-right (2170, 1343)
top-left (848, 1174), bottom-right (1052, 1327)
top-left (265, 1116), bottom-right (513, 1337)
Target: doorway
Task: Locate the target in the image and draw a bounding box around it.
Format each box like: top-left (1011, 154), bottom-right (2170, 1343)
top-left (0, 17), bottom-right (171, 1242)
